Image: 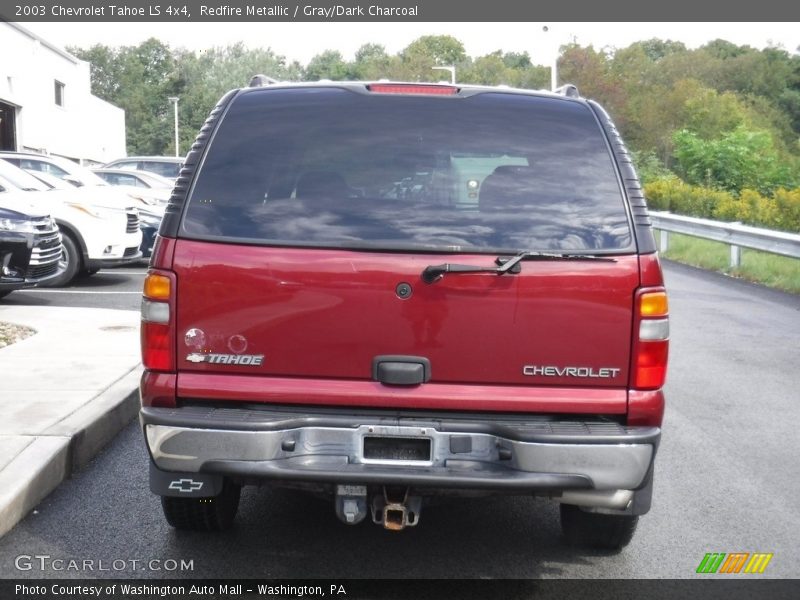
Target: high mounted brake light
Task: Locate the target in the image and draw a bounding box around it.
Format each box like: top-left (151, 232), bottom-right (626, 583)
top-left (631, 289), bottom-right (670, 390)
top-left (142, 270), bottom-right (176, 371)
top-left (367, 84), bottom-right (458, 95)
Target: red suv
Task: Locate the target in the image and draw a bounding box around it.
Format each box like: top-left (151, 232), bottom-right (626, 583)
top-left (140, 80), bottom-right (668, 549)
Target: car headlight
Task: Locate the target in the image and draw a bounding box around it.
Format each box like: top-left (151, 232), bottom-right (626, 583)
top-left (0, 218), bottom-right (36, 233)
top-left (128, 193), bottom-right (157, 206)
top-left (66, 202), bottom-right (111, 220)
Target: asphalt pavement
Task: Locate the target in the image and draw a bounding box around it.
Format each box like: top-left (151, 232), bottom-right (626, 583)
top-left (2, 266), bottom-right (147, 311)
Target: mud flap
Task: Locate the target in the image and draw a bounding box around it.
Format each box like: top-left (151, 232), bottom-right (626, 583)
top-left (150, 462), bottom-right (224, 497)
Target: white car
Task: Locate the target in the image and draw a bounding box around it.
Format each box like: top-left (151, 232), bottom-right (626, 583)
top-left (29, 169), bottom-right (165, 259)
top-left (0, 160), bottom-right (141, 286)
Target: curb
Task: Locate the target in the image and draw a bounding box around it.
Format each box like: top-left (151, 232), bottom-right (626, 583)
top-left (0, 366), bottom-right (142, 538)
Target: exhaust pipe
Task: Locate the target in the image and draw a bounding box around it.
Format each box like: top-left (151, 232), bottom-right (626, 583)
top-left (371, 487), bottom-right (422, 531)
top-left (557, 489), bottom-right (634, 510)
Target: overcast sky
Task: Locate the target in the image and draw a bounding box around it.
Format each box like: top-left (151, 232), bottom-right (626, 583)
top-left (22, 22), bottom-right (800, 65)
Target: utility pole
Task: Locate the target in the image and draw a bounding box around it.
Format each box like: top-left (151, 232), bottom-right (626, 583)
top-left (168, 96), bottom-right (180, 157)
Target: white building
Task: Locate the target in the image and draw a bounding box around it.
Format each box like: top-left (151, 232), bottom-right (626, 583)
top-left (0, 22), bottom-right (125, 164)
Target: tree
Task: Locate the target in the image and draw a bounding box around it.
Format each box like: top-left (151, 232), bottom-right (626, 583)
top-left (72, 38), bottom-right (177, 154)
top-left (69, 34), bottom-right (800, 177)
top-left (559, 44), bottom-right (627, 126)
top-left (461, 52), bottom-right (510, 86)
top-left (402, 35), bottom-right (466, 65)
top-left (304, 50), bottom-right (349, 81)
top-left (673, 126), bottom-right (797, 194)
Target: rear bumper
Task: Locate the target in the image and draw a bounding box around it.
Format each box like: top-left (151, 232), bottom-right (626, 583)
top-left (140, 405), bottom-right (659, 504)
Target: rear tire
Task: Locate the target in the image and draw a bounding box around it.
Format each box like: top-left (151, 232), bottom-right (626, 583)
top-left (560, 504), bottom-right (638, 550)
top-left (161, 481), bottom-right (241, 531)
top-left (46, 234), bottom-right (81, 287)
top-left (0, 291), bottom-right (12, 299)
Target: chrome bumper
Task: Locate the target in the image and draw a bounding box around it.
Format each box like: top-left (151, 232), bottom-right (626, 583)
top-left (141, 406), bottom-right (658, 498)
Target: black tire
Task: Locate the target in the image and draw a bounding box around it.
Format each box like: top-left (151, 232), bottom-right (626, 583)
top-left (560, 504), bottom-right (638, 550)
top-left (0, 290), bottom-right (12, 299)
top-left (45, 234), bottom-right (81, 287)
top-left (161, 481), bottom-right (241, 531)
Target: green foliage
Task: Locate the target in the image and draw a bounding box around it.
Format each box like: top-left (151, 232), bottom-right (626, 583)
top-left (73, 40), bottom-right (301, 155)
top-left (644, 178), bottom-right (731, 218)
top-left (70, 34), bottom-right (800, 193)
top-left (351, 44), bottom-right (393, 80)
top-left (401, 35), bottom-right (466, 66)
top-left (304, 50), bottom-right (350, 81)
top-left (558, 44), bottom-right (626, 120)
top-left (655, 232), bottom-right (800, 294)
top-left (72, 38), bottom-right (177, 155)
top-left (645, 179), bottom-right (800, 233)
top-left (635, 39), bottom-right (688, 62)
top-left (672, 126), bottom-right (797, 194)
top-left (630, 150), bottom-right (676, 184)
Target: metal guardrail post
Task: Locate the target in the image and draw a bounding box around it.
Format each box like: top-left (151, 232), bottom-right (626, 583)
top-left (730, 245), bottom-right (741, 268)
top-left (660, 230), bottom-right (669, 253)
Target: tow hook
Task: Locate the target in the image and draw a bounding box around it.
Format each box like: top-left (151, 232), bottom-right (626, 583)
top-left (371, 487), bottom-right (422, 531)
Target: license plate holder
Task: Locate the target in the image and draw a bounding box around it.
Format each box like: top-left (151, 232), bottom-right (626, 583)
top-left (363, 436), bottom-right (431, 463)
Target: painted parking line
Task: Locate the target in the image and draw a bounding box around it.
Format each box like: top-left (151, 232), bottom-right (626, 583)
top-left (98, 270), bottom-right (148, 275)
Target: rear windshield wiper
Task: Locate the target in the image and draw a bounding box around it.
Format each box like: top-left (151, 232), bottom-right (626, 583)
top-left (421, 251), bottom-right (616, 284)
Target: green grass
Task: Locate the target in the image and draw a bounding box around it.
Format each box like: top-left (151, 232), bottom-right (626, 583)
top-left (655, 231), bottom-right (800, 294)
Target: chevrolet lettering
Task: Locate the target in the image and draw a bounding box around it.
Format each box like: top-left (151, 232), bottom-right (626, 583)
top-left (523, 365), bottom-right (622, 378)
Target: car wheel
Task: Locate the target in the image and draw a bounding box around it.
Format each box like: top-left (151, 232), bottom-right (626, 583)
top-left (45, 234), bottom-right (81, 287)
top-left (160, 480), bottom-right (241, 531)
top-left (0, 290), bottom-right (12, 299)
top-left (559, 504), bottom-right (638, 550)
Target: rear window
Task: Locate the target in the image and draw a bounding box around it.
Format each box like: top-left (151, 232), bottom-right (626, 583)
top-left (182, 88), bottom-right (632, 253)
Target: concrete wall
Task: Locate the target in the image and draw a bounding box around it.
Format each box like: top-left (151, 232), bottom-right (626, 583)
top-left (0, 22), bottom-right (126, 164)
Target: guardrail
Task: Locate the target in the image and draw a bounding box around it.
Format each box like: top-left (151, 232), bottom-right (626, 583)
top-left (649, 211), bottom-right (800, 267)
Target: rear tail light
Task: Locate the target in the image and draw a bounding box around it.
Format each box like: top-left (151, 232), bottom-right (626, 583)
top-left (632, 289), bottom-right (669, 390)
top-left (141, 270), bottom-right (175, 371)
top-left (367, 83), bottom-right (458, 95)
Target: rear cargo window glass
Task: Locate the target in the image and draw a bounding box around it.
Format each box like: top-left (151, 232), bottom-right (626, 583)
top-left (182, 88), bottom-right (632, 253)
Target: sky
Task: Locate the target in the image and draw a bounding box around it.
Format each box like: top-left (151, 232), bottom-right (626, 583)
top-left (22, 22), bottom-right (800, 66)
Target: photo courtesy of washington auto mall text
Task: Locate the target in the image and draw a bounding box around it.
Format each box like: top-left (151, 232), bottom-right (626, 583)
top-left (15, 583), bottom-right (349, 598)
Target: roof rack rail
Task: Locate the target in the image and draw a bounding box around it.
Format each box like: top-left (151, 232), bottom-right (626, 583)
top-left (554, 84), bottom-right (580, 98)
top-left (249, 74), bottom-right (278, 87)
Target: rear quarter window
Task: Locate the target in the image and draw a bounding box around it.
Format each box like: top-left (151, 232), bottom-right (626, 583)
top-left (182, 88), bottom-right (633, 254)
